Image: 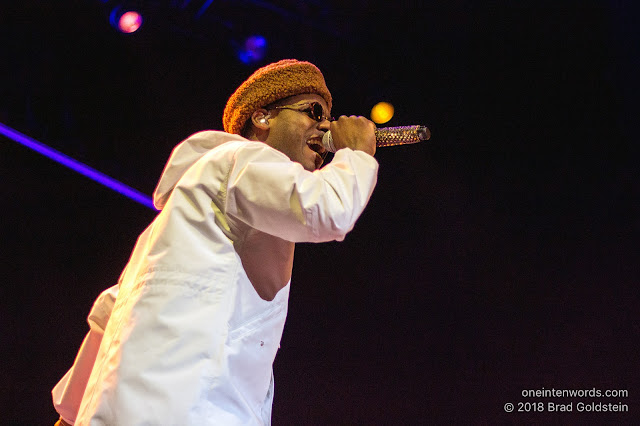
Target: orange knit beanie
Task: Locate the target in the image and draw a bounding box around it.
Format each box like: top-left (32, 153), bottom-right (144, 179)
top-left (223, 59), bottom-right (332, 135)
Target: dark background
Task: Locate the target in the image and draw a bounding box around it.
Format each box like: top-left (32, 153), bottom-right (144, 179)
top-left (1, 0), bottom-right (638, 424)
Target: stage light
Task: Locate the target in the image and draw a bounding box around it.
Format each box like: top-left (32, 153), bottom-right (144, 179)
top-left (371, 102), bottom-right (394, 124)
top-left (0, 122), bottom-right (156, 210)
top-left (237, 35), bottom-right (267, 64)
top-left (119, 11), bottom-right (143, 33)
top-left (109, 7), bottom-right (143, 34)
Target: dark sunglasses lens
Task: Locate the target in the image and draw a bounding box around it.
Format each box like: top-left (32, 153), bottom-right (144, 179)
top-left (311, 103), bottom-right (324, 121)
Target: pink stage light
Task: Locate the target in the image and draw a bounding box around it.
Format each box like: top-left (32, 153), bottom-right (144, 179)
top-left (118, 11), bottom-right (143, 34)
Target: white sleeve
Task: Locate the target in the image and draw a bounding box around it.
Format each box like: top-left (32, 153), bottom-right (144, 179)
top-left (224, 143), bottom-right (378, 243)
top-left (51, 285), bottom-right (119, 424)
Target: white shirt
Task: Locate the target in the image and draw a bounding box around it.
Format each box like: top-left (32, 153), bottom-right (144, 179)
top-left (52, 131), bottom-right (378, 425)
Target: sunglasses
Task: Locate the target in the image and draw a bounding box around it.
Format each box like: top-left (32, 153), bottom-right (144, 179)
top-left (272, 102), bottom-right (334, 123)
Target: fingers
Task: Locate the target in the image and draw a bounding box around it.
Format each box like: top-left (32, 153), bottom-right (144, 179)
top-left (329, 115), bottom-right (377, 156)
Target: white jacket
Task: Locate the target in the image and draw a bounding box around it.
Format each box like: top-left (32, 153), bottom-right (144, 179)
top-left (52, 131), bottom-right (378, 425)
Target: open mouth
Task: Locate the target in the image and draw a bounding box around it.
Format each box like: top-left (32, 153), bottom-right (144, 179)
top-left (306, 138), bottom-right (328, 168)
top-left (306, 138), bottom-right (326, 155)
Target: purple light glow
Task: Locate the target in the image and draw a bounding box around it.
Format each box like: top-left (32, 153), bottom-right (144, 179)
top-left (0, 122), bottom-right (156, 210)
top-left (237, 35), bottom-right (267, 64)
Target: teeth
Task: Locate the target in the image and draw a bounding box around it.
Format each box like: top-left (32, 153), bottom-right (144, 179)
top-left (307, 139), bottom-right (324, 154)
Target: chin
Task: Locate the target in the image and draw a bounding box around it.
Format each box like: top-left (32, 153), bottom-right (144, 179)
top-left (301, 157), bottom-right (316, 171)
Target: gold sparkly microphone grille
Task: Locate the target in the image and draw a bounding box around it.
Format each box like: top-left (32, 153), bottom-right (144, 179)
top-left (322, 125), bottom-right (431, 153)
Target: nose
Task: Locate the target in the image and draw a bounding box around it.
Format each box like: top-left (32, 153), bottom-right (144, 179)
top-left (318, 118), bottom-right (331, 132)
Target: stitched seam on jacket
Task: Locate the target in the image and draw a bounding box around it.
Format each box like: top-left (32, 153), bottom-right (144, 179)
top-left (228, 302), bottom-right (285, 342)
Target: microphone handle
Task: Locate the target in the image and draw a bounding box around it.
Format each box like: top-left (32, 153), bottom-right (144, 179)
top-left (322, 125), bottom-right (430, 153)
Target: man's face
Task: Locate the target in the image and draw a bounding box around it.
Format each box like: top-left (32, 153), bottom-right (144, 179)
top-left (263, 94), bottom-right (331, 171)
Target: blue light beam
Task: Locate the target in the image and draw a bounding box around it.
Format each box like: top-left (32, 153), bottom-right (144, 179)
top-left (0, 122), bottom-right (157, 210)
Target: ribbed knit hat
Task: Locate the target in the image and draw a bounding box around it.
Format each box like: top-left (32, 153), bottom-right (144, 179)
top-left (223, 59), bottom-right (332, 135)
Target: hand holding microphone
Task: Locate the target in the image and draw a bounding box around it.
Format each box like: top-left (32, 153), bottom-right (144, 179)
top-left (323, 118), bottom-right (431, 154)
top-left (324, 116), bottom-right (378, 156)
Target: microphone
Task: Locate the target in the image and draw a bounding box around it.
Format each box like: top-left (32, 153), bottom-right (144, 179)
top-left (322, 125), bottom-right (431, 153)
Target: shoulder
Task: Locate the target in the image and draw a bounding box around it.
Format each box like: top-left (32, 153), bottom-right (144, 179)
top-left (196, 134), bottom-right (291, 165)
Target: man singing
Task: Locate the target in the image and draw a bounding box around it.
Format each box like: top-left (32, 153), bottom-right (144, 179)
top-left (52, 59), bottom-right (378, 425)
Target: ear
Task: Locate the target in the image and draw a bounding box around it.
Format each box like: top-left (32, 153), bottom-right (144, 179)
top-left (250, 109), bottom-right (271, 130)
